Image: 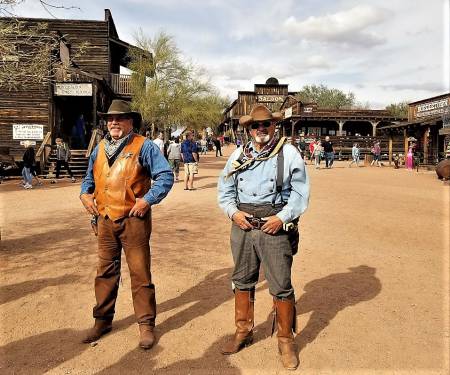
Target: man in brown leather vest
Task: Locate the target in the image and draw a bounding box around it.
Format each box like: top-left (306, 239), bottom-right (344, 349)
top-left (79, 100), bottom-right (174, 349)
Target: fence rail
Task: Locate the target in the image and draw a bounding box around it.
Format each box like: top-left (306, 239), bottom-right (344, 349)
top-left (110, 73), bottom-right (132, 96)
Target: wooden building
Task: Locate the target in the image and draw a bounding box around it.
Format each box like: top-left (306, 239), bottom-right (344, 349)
top-left (0, 9), bottom-right (148, 174)
top-left (378, 93), bottom-right (450, 165)
top-left (221, 77), bottom-right (296, 137)
top-left (222, 77), bottom-right (406, 158)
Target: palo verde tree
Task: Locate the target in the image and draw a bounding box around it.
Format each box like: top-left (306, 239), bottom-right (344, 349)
top-left (129, 30), bottom-right (227, 137)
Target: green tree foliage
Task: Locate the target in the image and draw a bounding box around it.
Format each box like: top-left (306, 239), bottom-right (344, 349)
top-left (385, 101), bottom-right (409, 118)
top-left (295, 84), bottom-right (356, 109)
top-left (129, 30), bottom-right (228, 135)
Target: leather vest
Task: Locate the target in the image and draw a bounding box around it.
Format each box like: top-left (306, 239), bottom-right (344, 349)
top-left (93, 134), bottom-right (151, 221)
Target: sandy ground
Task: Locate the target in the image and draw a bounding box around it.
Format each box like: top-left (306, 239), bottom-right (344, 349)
top-left (0, 146), bottom-right (449, 375)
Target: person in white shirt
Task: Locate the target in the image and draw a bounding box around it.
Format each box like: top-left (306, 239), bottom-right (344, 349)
top-left (153, 132), bottom-right (165, 154)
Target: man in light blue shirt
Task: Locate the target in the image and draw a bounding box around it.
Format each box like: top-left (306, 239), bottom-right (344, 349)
top-left (217, 104), bottom-right (309, 370)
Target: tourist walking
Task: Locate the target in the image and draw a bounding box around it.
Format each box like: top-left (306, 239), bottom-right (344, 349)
top-left (322, 136), bottom-right (334, 168)
top-left (181, 131), bottom-right (199, 190)
top-left (406, 144), bottom-right (414, 170)
top-left (309, 138), bottom-right (315, 162)
top-left (213, 137), bottom-right (222, 157)
top-left (200, 137), bottom-right (208, 155)
top-left (349, 143), bottom-right (360, 167)
top-left (79, 100), bottom-right (174, 350)
top-left (153, 132), bottom-right (165, 154)
top-left (167, 137), bottom-right (182, 180)
top-left (313, 139), bottom-right (322, 169)
top-left (218, 104), bottom-right (310, 370)
top-left (371, 141), bottom-right (382, 167)
top-left (21, 141), bottom-right (34, 189)
top-left (298, 136), bottom-right (307, 163)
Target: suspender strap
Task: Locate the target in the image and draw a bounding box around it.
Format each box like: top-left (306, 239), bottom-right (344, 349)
top-left (272, 145), bottom-right (285, 206)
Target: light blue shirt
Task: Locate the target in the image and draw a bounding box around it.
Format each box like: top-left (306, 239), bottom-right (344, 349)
top-left (217, 143), bottom-right (310, 223)
top-left (80, 138), bottom-right (174, 206)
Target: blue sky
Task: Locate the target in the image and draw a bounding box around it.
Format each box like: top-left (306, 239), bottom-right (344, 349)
top-left (9, 0), bottom-right (450, 108)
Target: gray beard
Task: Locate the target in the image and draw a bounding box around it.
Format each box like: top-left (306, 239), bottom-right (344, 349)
top-left (254, 134), bottom-right (270, 144)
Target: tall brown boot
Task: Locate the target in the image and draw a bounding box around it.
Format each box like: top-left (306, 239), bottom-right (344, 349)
top-left (139, 324), bottom-right (155, 350)
top-left (275, 298), bottom-right (298, 370)
top-left (221, 289), bottom-right (254, 355)
top-left (82, 319), bottom-right (112, 343)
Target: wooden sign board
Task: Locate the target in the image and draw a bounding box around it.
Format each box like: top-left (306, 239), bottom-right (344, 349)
top-left (257, 95), bottom-right (285, 103)
top-left (55, 83), bottom-right (93, 96)
top-left (13, 124), bottom-right (44, 140)
top-left (412, 97), bottom-right (449, 119)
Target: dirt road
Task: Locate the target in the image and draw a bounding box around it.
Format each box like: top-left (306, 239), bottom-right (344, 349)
top-left (1, 147), bottom-right (449, 374)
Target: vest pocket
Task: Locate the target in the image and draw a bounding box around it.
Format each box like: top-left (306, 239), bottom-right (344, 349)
top-left (126, 185), bottom-right (137, 202)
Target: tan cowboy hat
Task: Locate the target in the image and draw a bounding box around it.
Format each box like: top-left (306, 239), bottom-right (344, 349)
top-left (98, 99), bottom-right (142, 122)
top-left (239, 104), bottom-right (283, 127)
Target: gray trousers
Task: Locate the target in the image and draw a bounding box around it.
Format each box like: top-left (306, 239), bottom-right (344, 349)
top-left (230, 204), bottom-right (295, 299)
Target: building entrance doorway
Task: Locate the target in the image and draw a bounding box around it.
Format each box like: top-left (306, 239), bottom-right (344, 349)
top-left (54, 96), bottom-right (93, 149)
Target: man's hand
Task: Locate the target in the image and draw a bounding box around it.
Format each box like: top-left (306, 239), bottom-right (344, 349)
top-left (80, 193), bottom-right (99, 216)
top-left (261, 215), bottom-right (283, 235)
top-left (129, 198), bottom-right (150, 218)
top-left (231, 210), bottom-right (253, 230)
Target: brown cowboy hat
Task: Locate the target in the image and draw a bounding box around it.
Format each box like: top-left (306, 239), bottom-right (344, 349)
top-left (239, 104), bottom-right (283, 127)
top-left (98, 99), bottom-right (142, 123)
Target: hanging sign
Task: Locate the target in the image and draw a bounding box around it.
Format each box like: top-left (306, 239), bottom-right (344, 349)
top-left (284, 107), bottom-right (292, 118)
top-left (55, 83), bottom-right (93, 96)
top-left (13, 124), bottom-right (44, 140)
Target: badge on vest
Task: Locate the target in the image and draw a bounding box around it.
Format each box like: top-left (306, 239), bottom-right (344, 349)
top-left (121, 152), bottom-right (133, 158)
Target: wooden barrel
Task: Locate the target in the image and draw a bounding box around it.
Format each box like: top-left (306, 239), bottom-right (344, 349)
top-left (436, 159), bottom-right (450, 180)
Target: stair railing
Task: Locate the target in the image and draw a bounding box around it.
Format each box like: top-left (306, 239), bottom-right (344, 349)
top-left (86, 128), bottom-right (99, 158)
top-left (36, 131), bottom-right (52, 172)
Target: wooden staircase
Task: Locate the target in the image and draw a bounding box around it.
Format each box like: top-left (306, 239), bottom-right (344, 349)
top-left (43, 149), bottom-right (89, 178)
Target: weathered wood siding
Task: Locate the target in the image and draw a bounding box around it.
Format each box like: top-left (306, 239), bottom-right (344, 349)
top-left (0, 18), bottom-right (110, 159)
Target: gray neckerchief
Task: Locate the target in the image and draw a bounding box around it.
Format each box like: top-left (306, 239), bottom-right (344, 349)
top-left (104, 132), bottom-right (132, 161)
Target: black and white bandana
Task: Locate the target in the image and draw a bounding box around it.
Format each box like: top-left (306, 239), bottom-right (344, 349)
top-left (104, 132), bottom-right (132, 161)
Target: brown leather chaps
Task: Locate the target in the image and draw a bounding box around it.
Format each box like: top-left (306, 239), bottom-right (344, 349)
top-left (92, 213), bottom-right (156, 326)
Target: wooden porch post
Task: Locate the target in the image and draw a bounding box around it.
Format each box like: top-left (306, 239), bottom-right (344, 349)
top-left (291, 120), bottom-right (295, 138)
top-left (404, 129), bottom-right (408, 159)
top-left (92, 81), bottom-right (97, 129)
top-left (371, 121), bottom-right (380, 137)
top-left (388, 134), bottom-right (393, 166)
top-left (423, 126), bottom-right (429, 164)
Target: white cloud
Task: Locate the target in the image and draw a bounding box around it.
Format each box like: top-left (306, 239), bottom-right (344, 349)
top-left (282, 5), bottom-right (389, 47)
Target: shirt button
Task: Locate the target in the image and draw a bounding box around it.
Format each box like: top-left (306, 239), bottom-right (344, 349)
top-left (270, 178), bottom-right (274, 182)
top-left (253, 193), bottom-right (256, 196)
top-left (240, 189), bottom-right (243, 192)
top-left (239, 178), bottom-right (243, 181)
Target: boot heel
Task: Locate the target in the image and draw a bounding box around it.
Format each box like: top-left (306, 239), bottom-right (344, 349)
top-left (243, 335), bottom-right (253, 347)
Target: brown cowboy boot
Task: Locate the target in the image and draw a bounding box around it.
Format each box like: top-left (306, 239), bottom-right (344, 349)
top-left (82, 319), bottom-right (112, 343)
top-left (221, 289), bottom-right (254, 355)
top-left (275, 298), bottom-right (298, 370)
top-left (139, 324), bottom-right (156, 350)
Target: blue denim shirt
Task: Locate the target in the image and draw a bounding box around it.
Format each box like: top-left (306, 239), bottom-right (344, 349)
top-left (218, 143), bottom-right (310, 223)
top-left (180, 140), bottom-right (198, 163)
top-left (80, 138), bottom-right (174, 206)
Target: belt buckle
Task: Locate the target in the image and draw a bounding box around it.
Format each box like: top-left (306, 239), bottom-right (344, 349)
top-left (249, 217), bottom-right (263, 230)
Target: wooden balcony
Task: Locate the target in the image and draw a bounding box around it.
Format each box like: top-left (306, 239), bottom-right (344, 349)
top-left (110, 73), bottom-right (132, 96)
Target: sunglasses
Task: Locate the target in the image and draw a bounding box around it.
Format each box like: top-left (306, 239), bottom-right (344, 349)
top-left (107, 114), bottom-right (131, 121)
top-left (250, 121), bottom-right (272, 130)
